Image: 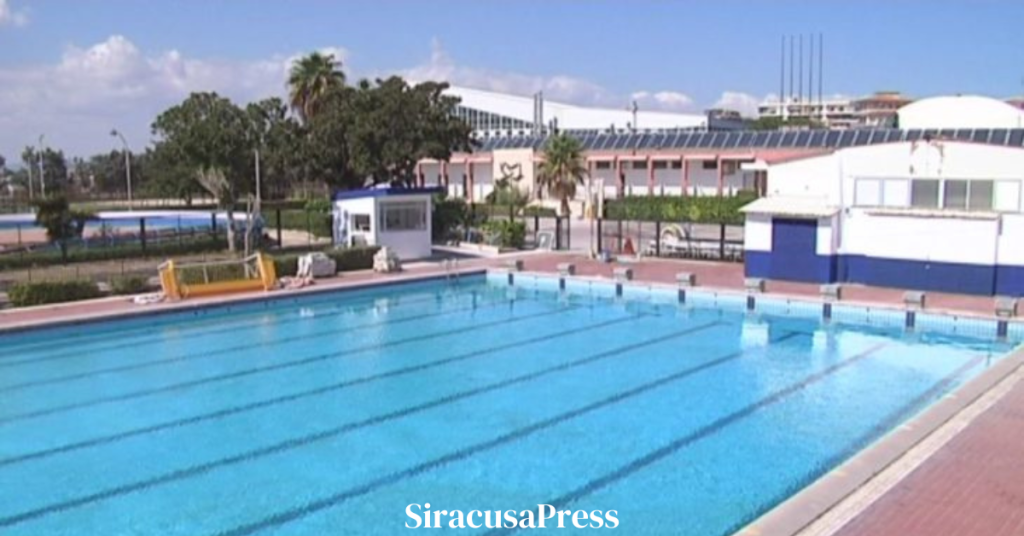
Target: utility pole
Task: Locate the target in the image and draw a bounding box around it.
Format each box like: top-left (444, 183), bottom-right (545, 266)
top-left (110, 129), bottom-right (133, 210)
top-left (37, 135), bottom-right (46, 198)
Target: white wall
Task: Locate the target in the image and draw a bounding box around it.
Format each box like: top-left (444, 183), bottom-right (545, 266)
top-left (334, 195), bottom-right (433, 259)
top-left (997, 214), bottom-right (1024, 266)
top-left (744, 213), bottom-right (772, 252)
top-left (898, 95), bottom-right (1024, 130)
top-left (842, 210), bottom-right (999, 265)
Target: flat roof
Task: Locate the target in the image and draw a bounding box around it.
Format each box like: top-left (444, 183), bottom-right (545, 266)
top-left (332, 186), bottom-right (444, 201)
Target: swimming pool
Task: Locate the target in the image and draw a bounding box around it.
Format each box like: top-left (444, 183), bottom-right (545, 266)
top-left (0, 273), bottom-right (1015, 535)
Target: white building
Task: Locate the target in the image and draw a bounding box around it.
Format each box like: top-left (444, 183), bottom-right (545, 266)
top-left (742, 140), bottom-right (1024, 296)
top-left (446, 85), bottom-right (709, 134)
top-left (897, 95), bottom-right (1024, 130)
top-left (332, 187), bottom-right (440, 260)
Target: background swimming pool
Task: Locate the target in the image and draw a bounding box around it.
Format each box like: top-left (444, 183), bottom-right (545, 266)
top-left (0, 274), bottom-right (1013, 535)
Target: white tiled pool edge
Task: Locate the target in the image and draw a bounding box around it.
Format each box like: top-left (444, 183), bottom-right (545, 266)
top-left (493, 270), bottom-right (1024, 342)
top-left (738, 344), bottom-right (1024, 536)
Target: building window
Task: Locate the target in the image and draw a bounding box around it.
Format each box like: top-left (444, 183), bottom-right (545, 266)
top-left (595, 161), bottom-right (612, 170)
top-left (702, 160), bottom-right (718, 170)
top-left (910, 179), bottom-right (940, 208)
top-left (652, 161), bottom-right (668, 170)
top-left (943, 180), bottom-right (968, 210)
top-left (968, 180), bottom-right (995, 211)
top-left (351, 214), bottom-right (371, 232)
top-left (670, 161), bottom-right (682, 169)
top-left (630, 161), bottom-right (646, 170)
top-left (379, 201), bottom-right (427, 232)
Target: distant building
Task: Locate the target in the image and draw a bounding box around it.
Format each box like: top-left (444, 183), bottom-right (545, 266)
top-left (444, 85), bottom-right (719, 135)
top-left (898, 95), bottom-right (1024, 130)
top-left (1006, 96), bottom-right (1024, 111)
top-left (758, 91), bottom-right (914, 129)
top-left (852, 91), bottom-right (914, 128)
top-left (758, 96), bottom-right (858, 128)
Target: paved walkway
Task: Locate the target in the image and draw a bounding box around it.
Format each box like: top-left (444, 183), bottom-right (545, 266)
top-left (834, 376), bottom-right (1024, 536)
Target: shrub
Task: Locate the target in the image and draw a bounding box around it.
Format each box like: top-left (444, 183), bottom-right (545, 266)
top-left (269, 246), bottom-right (380, 277)
top-left (0, 236), bottom-right (226, 271)
top-left (481, 220), bottom-right (526, 248)
top-left (8, 281), bottom-right (103, 307)
top-left (275, 209), bottom-right (333, 238)
top-left (109, 275), bottom-right (151, 295)
top-left (432, 196), bottom-right (469, 242)
top-left (603, 192), bottom-right (757, 225)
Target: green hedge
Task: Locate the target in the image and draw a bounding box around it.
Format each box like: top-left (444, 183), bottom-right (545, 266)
top-left (0, 236), bottom-right (226, 271)
top-left (481, 220), bottom-right (526, 248)
top-left (8, 281), bottom-right (103, 307)
top-left (109, 275), bottom-right (151, 295)
top-left (271, 246), bottom-right (381, 277)
top-left (276, 209), bottom-right (332, 238)
top-left (604, 192), bottom-right (757, 225)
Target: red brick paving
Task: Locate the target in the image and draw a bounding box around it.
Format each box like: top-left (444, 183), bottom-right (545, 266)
top-left (834, 379), bottom-right (1024, 536)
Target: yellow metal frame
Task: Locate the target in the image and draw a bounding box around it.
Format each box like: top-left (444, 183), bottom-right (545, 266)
top-left (158, 252), bottom-right (277, 300)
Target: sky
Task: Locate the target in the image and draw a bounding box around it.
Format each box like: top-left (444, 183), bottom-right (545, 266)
top-left (1, 0), bottom-right (1023, 160)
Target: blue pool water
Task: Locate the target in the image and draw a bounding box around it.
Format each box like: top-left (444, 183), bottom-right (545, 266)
top-left (0, 274), bottom-right (1014, 535)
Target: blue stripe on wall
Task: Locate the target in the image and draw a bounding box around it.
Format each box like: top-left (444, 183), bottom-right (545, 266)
top-left (746, 252), bottom-right (1024, 296)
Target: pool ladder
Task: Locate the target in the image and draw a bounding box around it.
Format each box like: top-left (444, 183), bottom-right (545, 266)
top-left (443, 258), bottom-right (460, 283)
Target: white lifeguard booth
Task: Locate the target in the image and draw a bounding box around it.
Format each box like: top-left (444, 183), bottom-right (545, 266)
top-left (331, 186), bottom-right (442, 260)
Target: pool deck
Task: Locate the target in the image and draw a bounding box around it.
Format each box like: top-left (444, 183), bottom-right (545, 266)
top-left (1, 250), bottom-right (1022, 536)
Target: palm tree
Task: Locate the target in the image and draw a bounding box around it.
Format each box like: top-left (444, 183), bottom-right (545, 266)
top-left (287, 52), bottom-right (345, 122)
top-left (537, 133), bottom-right (588, 217)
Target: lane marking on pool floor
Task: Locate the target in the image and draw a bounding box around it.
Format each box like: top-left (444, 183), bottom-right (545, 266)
top-left (480, 342), bottom-right (891, 536)
top-left (0, 302), bottom-right (575, 426)
top-left (0, 292), bottom-right (544, 392)
top-left (0, 290), bottom-right (515, 371)
top-left (207, 331), bottom-right (812, 536)
top-left (0, 284), bottom-right (464, 359)
top-left (0, 320), bottom-right (736, 528)
top-left (0, 311), bottom-right (653, 467)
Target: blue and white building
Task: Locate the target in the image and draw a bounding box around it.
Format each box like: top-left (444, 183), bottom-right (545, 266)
top-left (332, 187), bottom-right (442, 260)
top-left (742, 137), bottom-right (1024, 296)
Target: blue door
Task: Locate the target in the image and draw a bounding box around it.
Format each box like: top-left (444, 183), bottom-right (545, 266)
top-left (771, 218), bottom-right (828, 282)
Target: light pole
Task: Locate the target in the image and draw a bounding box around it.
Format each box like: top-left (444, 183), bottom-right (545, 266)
top-left (37, 135), bottom-right (46, 197)
top-left (110, 129), bottom-right (133, 210)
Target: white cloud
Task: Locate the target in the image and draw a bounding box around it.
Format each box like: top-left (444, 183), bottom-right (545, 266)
top-left (631, 90), bottom-right (695, 112)
top-left (0, 0), bottom-right (28, 27)
top-left (400, 38), bottom-right (619, 107)
top-left (712, 91), bottom-right (762, 117)
top-left (0, 35), bottom-right (349, 158)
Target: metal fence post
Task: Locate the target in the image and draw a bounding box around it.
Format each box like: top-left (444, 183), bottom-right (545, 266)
top-left (597, 218), bottom-right (603, 253)
top-left (719, 223), bottom-right (726, 259)
top-left (655, 220), bottom-right (661, 257)
top-left (140, 218), bottom-right (147, 254)
top-left (617, 220), bottom-right (623, 253)
top-left (555, 217), bottom-right (562, 250)
top-left (276, 208), bottom-right (283, 248)
top-left (566, 216), bottom-right (571, 250)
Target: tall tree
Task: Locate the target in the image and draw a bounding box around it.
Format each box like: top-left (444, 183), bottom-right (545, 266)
top-left (287, 52), bottom-right (345, 122)
top-left (33, 196), bottom-right (95, 263)
top-left (246, 97), bottom-right (303, 199)
top-left (537, 133), bottom-right (588, 217)
top-left (152, 92), bottom-right (251, 250)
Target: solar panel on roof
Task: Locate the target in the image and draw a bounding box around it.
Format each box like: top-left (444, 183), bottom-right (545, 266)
top-left (905, 130), bottom-right (923, 142)
top-left (736, 132), bottom-right (754, 147)
top-left (952, 129), bottom-right (972, 141)
top-left (794, 131), bottom-right (811, 147)
top-left (972, 129), bottom-right (991, 143)
top-left (1009, 130), bottom-right (1024, 147)
top-left (695, 132), bottom-right (714, 148)
top-left (852, 130), bottom-right (871, 145)
top-left (807, 131), bottom-right (826, 147)
top-left (885, 130), bottom-right (903, 143)
top-left (922, 129), bottom-right (939, 140)
top-left (837, 130), bottom-right (856, 147)
top-left (765, 132), bottom-right (783, 147)
top-left (823, 131), bottom-right (841, 146)
top-left (778, 131), bottom-right (797, 146)
top-left (664, 132), bottom-right (681, 148)
top-left (990, 129), bottom-right (1009, 145)
top-left (611, 135), bottom-right (629, 150)
top-left (680, 133), bottom-right (698, 148)
top-left (751, 132), bottom-right (770, 147)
